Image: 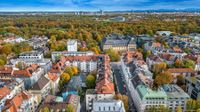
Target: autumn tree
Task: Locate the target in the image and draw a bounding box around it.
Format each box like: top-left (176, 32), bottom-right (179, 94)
top-left (174, 59), bottom-right (183, 68)
top-left (71, 66), bottom-right (79, 75)
top-left (86, 74), bottom-right (96, 89)
top-left (66, 104), bottom-right (75, 112)
top-left (64, 67), bottom-right (74, 77)
top-left (176, 75), bottom-right (184, 86)
top-left (106, 48), bottom-right (120, 62)
top-left (114, 93), bottom-right (129, 112)
top-left (59, 73), bottom-right (71, 89)
top-left (0, 44), bottom-right (12, 55)
top-left (152, 62), bottom-right (167, 79)
top-left (155, 71), bottom-right (173, 87)
top-left (176, 106), bottom-right (182, 112)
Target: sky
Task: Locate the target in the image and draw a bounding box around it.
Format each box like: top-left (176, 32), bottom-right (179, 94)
top-left (0, 0), bottom-right (200, 11)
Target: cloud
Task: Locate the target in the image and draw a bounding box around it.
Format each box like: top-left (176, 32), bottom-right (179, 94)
top-left (0, 0), bottom-right (199, 11)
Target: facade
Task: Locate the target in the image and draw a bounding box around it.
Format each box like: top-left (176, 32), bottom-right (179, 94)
top-left (162, 85), bottom-right (189, 111)
top-left (2, 91), bottom-right (38, 112)
top-left (26, 36), bottom-right (48, 49)
top-left (67, 39), bottom-right (78, 52)
top-left (92, 99), bottom-right (125, 112)
top-left (167, 68), bottom-right (198, 82)
top-left (102, 34), bottom-right (136, 52)
top-left (19, 51), bottom-right (44, 60)
top-left (67, 94), bottom-right (81, 112)
top-left (186, 76), bottom-right (200, 99)
top-left (29, 76), bottom-right (51, 103)
top-left (146, 55), bottom-right (163, 70)
top-left (51, 51), bottom-right (94, 62)
top-left (156, 31), bottom-right (172, 36)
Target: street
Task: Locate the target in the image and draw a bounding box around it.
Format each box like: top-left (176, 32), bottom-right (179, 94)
top-left (111, 62), bottom-right (136, 112)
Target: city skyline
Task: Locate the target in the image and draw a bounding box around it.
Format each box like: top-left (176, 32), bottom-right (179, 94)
top-left (0, 0), bottom-right (200, 11)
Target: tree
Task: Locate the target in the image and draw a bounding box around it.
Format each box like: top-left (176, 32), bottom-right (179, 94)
top-left (64, 67), bottom-right (74, 77)
top-left (176, 75), bottom-right (184, 86)
top-left (71, 66), bottom-right (78, 75)
top-left (59, 73), bottom-right (71, 89)
top-left (106, 48), bottom-right (120, 62)
top-left (176, 106), bottom-right (182, 112)
top-left (0, 59), bottom-right (5, 66)
top-left (174, 59), bottom-right (183, 68)
top-left (0, 44), bottom-right (12, 55)
top-left (155, 71), bottom-right (173, 86)
top-left (86, 74), bottom-right (96, 89)
top-left (43, 107), bottom-right (49, 112)
top-left (152, 62), bottom-right (167, 78)
top-left (183, 59), bottom-right (195, 69)
top-left (114, 93), bottom-right (129, 112)
top-left (60, 73), bottom-right (71, 83)
top-left (16, 61), bottom-right (27, 70)
top-left (66, 104), bottom-right (75, 112)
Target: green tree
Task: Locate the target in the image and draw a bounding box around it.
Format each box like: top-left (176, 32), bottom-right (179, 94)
top-left (183, 59), bottom-right (195, 69)
top-left (64, 67), bottom-right (74, 77)
top-left (66, 104), bottom-right (75, 112)
top-left (0, 59), bottom-right (5, 66)
top-left (86, 74), bottom-right (96, 89)
top-left (106, 48), bottom-right (120, 62)
top-left (0, 44), bottom-right (12, 55)
top-left (176, 106), bottom-right (182, 112)
top-left (43, 107), bottom-right (49, 112)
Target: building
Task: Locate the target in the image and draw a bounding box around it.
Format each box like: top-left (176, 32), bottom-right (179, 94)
top-left (156, 31), bottom-right (172, 36)
top-left (46, 73), bottom-right (60, 95)
top-left (0, 87), bottom-right (11, 111)
top-left (10, 58), bottom-right (52, 73)
top-left (19, 51), bottom-right (44, 60)
top-left (162, 85), bottom-right (189, 111)
top-left (38, 94), bottom-right (80, 112)
top-left (66, 94), bottom-right (81, 112)
top-left (146, 55), bottom-right (163, 70)
top-left (51, 51), bottom-right (94, 62)
top-left (0, 64), bottom-right (44, 89)
top-left (102, 34), bottom-right (136, 52)
top-left (26, 36), bottom-right (48, 49)
top-left (92, 99), bottom-right (125, 112)
top-left (186, 76), bottom-right (200, 99)
top-left (167, 68), bottom-right (198, 82)
top-left (67, 39), bottom-right (78, 52)
top-left (86, 55), bottom-right (115, 111)
top-left (2, 91), bottom-right (38, 112)
top-left (62, 55), bottom-right (98, 73)
top-left (29, 76), bottom-right (51, 103)
top-left (121, 51), bottom-right (189, 112)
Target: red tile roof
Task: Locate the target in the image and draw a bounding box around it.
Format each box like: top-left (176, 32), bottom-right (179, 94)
top-left (167, 68), bottom-right (197, 73)
top-left (3, 91), bottom-right (31, 112)
top-left (48, 73), bottom-right (59, 82)
top-left (0, 86), bottom-right (11, 100)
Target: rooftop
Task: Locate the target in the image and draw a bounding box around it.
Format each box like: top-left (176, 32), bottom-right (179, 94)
top-left (30, 76), bottom-right (50, 90)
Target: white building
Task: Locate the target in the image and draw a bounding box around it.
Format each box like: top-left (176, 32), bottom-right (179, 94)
top-left (67, 39), bottom-right (77, 52)
top-left (51, 51), bottom-right (94, 62)
top-left (92, 100), bottom-right (125, 112)
top-left (86, 89), bottom-right (114, 111)
top-left (19, 51), bottom-right (44, 60)
top-left (156, 31), bottom-right (172, 36)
